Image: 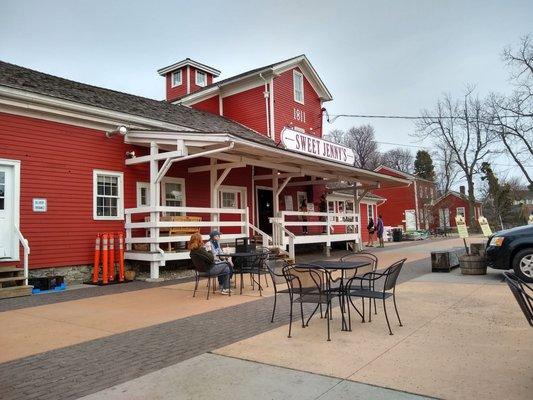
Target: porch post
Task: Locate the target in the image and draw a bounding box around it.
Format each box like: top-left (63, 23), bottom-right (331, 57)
top-left (149, 142), bottom-right (162, 281)
top-left (210, 158), bottom-right (218, 231)
top-left (272, 169), bottom-right (279, 247)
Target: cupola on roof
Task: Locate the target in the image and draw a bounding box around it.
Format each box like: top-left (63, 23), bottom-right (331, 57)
top-left (157, 58), bottom-right (221, 77)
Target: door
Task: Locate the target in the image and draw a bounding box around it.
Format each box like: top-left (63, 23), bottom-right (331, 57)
top-left (0, 164), bottom-right (15, 259)
top-left (257, 189), bottom-right (273, 235)
top-left (405, 209), bottom-right (416, 231)
top-left (439, 208), bottom-right (450, 229)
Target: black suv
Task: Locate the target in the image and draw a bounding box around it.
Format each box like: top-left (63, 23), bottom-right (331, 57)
top-left (486, 224), bottom-right (533, 282)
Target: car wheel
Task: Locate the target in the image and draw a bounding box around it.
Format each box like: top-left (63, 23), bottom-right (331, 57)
top-left (512, 248), bottom-right (533, 283)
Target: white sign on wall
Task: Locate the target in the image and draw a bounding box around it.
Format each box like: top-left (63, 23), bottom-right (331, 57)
top-left (33, 198), bottom-right (47, 212)
top-left (280, 128), bottom-right (355, 166)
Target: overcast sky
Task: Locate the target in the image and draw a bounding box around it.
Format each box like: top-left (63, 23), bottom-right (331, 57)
top-left (1, 0), bottom-right (532, 182)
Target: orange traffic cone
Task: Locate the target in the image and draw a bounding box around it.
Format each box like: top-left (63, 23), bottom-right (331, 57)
top-left (92, 234), bottom-right (101, 284)
top-left (108, 233), bottom-right (115, 282)
top-left (102, 233), bottom-right (109, 285)
top-left (117, 232), bottom-right (125, 282)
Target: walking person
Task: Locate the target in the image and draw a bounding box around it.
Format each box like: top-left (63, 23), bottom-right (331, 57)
top-left (376, 214), bottom-right (385, 247)
top-left (366, 217), bottom-right (375, 247)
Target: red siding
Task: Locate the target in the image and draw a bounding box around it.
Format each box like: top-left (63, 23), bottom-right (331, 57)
top-left (0, 112), bottom-right (149, 269)
top-left (165, 68), bottom-right (187, 102)
top-left (373, 184), bottom-right (416, 229)
top-left (222, 86), bottom-right (269, 134)
top-left (432, 194), bottom-right (482, 228)
top-left (192, 95), bottom-right (219, 114)
top-left (273, 67), bottom-right (323, 142)
top-left (165, 67), bottom-right (215, 102)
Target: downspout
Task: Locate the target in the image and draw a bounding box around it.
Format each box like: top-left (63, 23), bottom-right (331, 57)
top-left (413, 179), bottom-right (420, 230)
top-left (259, 72), bottom-right (270, 138)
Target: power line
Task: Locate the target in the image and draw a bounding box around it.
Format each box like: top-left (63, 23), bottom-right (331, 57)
top-left (325, 113), bottom-right (521, 123)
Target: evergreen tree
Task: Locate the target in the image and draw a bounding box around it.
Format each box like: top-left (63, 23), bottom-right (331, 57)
top-left (413, 150), bottom-right (435, 181)
top-left (481, 162), bottom-right (514, 228)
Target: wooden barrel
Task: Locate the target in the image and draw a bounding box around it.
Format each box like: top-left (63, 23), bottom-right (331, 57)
top-left (459, 255), bottom-right (487, 275)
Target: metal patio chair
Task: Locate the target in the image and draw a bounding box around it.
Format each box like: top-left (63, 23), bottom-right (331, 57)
top-left (503, 272), bottom-right (533, 327)
top-left (190, 252), bottom-right (232, 300)
top-left (282, 264), bottom-right (334, 341)
top-left (265, 256), bottom-right (290, 322)
top-left (345, 258), bottom-right (406, 335)
top-left (233, 251), bottom-right (269, 295)
top-left (340, 252), bottom-right (379, 319)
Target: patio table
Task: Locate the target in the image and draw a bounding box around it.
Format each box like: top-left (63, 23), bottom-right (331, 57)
top-left (219, 251), bottom-right (268, 295)
top-left (308, 260), bottom-right (372, 331)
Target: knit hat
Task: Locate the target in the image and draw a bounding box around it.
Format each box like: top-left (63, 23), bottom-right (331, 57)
top-left (209, 230), bottom-right (221, 239)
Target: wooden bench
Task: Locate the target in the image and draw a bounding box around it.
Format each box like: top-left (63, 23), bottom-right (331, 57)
top-left (140, 215), bottom-right (202, 251)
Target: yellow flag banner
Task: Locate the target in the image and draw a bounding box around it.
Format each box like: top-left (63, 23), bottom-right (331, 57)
top-left (478, 216), bottom-right (492, 237)
top-left (455, 215), bottom-right (469, 238)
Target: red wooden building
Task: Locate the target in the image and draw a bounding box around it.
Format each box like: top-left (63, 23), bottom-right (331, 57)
top-left (0, 56), bottom-right (408, 283)
top-left (372, 166), bottom-right (437, 231)
top-left (432, 188), bottom-right (483, 230)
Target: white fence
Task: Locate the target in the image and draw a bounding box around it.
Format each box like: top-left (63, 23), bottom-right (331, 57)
top-left (271, 210), bottom-right (360, 259)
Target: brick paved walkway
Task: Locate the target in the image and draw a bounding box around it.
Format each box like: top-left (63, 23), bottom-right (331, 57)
top-left (0, 239), bottom-right (464, 400)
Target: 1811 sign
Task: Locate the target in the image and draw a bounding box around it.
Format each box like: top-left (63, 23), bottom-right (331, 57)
top-left (280, 128), bottom-right (355, 165)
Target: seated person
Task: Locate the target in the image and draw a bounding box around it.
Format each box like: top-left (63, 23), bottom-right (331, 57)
top-left (207, 230), bottom-right (233, 266)
top-left (188, 233), bottom-right (232, 295)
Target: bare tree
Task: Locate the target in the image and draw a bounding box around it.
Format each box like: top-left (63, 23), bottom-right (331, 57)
top-left (380, 148), bottom-right (414, 173)
top-left (416, 88), bottom-right (496, 226)
top-left (487, 36), bottom-right (533, 189)
top-left (326, 124), bottom-right (381, 169)
top-left (433, 144), bottom-right (459, 195)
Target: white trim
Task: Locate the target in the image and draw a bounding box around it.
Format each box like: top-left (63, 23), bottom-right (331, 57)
top-left (293, 70), bottom-right (304, 105)
top-left (219, 185), bottom-right (247, 210)
top-left (0, 158), bottom-right (21, 261)
top-left (136, 182), bottom-right (150, 207)
top-left (269, 77), bottom-right (275, 139)
top-left (161, 177), bottom-right (186, 209)
top-left (93, 170), bottom-right (124, 221)
top-left (0, 86), bottom-right (190, 132)
top-left (186, 66), bottom-right (191, 94)
top-left (171, 70), bottom-right (182, 87)
top-left (195, 70), bottom-right (207, 87)
top-left (157, 59), bottom-right (221, 77)
top-left (218, 95), bottom-right (223, 115)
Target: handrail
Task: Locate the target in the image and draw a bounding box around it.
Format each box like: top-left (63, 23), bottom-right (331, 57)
top-left (125, 206), bottom-right (246, 215)
top-left (15, 227), bottom-right (30, 285)
top-left (249, 224), bottom-right (273, 247)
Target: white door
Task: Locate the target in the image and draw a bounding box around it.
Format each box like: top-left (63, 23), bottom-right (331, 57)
top-left (439, 208), bottom-right (450, 229)
top-left (0, 164), bottom-right (15, 259)
top-left (405, 209), bottom-right (416, 231)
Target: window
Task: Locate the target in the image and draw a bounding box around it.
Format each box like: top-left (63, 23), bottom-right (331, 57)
top-left (456, 207), bottom-right (466, 218)
top-left (195, 70), bottom-right (207, 87)
top-left (93, 170), bottom-right (123, 220)
top-left (293, 70), bottom-right (304, 104)
top-left (163, 179), bottom-right (185, 207)
top-left (367, 204), bottom-right (374, 221)
top-left (136, 182), bottom-right (150, 207)
top-left (171, 70), bottom-right (182, 87)
top-left (0, 171), bottom-right (4, 210)
top-left (221, 191), bottom-right (237, 208)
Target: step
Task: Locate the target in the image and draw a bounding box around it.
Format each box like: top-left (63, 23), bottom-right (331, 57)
top-left (0, 285), bottom-right (33, 299)
top-left (0, 266), bottom-right (24, 274)
top-left (0, 276), bottom-right (26, 283)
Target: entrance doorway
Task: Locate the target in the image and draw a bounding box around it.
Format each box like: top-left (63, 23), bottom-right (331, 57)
top-left (256, 188), bottom-right (273, 235)
top-left (0, 161), bottom-right (19, 260)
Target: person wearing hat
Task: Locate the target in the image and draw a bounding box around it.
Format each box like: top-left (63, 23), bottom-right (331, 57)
top-left (207, 230), bottom-right (234, 267)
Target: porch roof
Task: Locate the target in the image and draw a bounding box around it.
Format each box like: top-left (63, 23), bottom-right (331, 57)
top-left (125, 130), bottom-right (410, 189)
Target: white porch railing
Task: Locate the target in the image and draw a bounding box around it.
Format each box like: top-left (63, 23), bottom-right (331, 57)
top-left (15, 227), bottom-right (30, 285)
top-left (124, 206), bottom-right (274, 266)
top-left (271, 210), bottom-right (360, 259)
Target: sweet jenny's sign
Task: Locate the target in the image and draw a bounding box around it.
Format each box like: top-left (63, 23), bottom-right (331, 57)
top-left (280, 128), bottom-right (355, 166)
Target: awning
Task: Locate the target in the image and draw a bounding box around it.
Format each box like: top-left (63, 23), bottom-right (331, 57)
top-left (124, 130), bottom-right (411, 189)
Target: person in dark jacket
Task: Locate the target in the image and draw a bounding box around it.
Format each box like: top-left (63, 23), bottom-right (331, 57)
top-left (376, 214), bottom-right (385, 247)
top-left (366, 217), bottom-right (375, 247)
top-left (188, 233), bottom-right (232, 294)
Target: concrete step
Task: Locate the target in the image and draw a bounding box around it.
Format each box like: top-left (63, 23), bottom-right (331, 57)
top-left (0, 266), bottom-right (24, 274)
top-left (0, 276), bottom-right (26, 284)
top-left (0, 285), bottom-right (33, 299)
